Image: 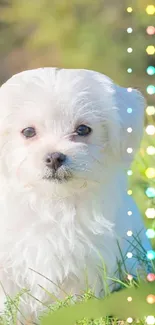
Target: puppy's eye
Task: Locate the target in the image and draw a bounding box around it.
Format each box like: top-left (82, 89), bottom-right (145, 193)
top-left (21, 127), bottom-right (36, 138)
top-left (76, 125), bottom-right (92, 136)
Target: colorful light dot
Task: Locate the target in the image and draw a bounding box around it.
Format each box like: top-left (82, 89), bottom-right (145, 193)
top-left (127, 47), bottom-right (133, 53)
top-left (127, 127), bottom-right (133, 133)
top-left (127, 190), bottom-right (132, 195)
top-left (146, 125), bottom-right (155, 135)
top-left (127, 230), bottom-right (133, 237)
top-left (145, 208), bottom-right (155, 219)
top-left (146, 316), bottom-right (155, 325)
top-left (127, 87), bottom-right (132, 92)
top-left (147, 250), bottom-right (155, 260)
top-left (147, 273), bottom-right (155, 282)
top-left (146, 106), bottom-right (155, 115)
top-left (146, 66), bottom-right (155, 76)
top-left (127, 27), bottom-right (133, 33)
top-left (127, 296), bottom-right (132, 302)
top-left (146, 294), bottom-right (155, 304)
top-left (127, 7), bottom-right (133, 13)
top-left (127, 170), bottom-right (133, 176)
top-left (127, 317), bottom-right (133, 323)
top-left (146, 26), bottom-right (155, 35)
top-left (146, 229), bottom-right (155, 239)
top-left (146, 5), bottom-right (155, 15)
top-left (146, 146), bottom-right (155, 155)
top-left (146, 46), bottom-right (155, 55)
top-left (127, 148), bottom-right (133, 154)
top-left (128, 210), bottom-right (132, 216)
top-left (127, 274), bottom-right (133, 281)
top-left (147, 85), bottom-right (155, 95)
top-left (127, 108), bottom-right (132, 113)
top-left (127, 252), bottom-right (133, 258)
top-left (145, 187), bottom-right (155, 198)
top-left (127, 68), bottom-right (132, 73)
top-left (145, 168), bottom-right (155, 179)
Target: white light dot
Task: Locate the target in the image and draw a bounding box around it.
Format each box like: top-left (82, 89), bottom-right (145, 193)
top-left (127, 252), bottom-right (133, 258)
top-left (127, 68), bottom-right (132, 73)
top-left (146, 316), bottom-right (155, 325)
top-left (127, 127), bottom-right (133, 133)
top-left (127, 230), bottom-right (133, 236)
top-left (146, 106), bottom-right (155, 116)
top-left (127, 27), bottom-right (133, 33)
top-left (146, 125), bottom-right (155, 135)
top-left (127, 147), bottom-right (133, 153)
top-left (128, 210), bottom-right (132, 216)
top-left (146, 146), bottom-right (155, 155)
top-left (127, 317), bottom-right (133, 323)
top-left (127, 107), bottom-right (132, 113)
top-left (127, 170), bottom-right (133, 176)
top-left (145, 208), bottom-right (155, 219)
top-left (127, 190), bottom-right (132, 195)
top-left (127, 87), bottom-right (132, 92)
top-left (127, 47), bottom-right (133, 53)
top-left (127, 296), bottom-right (132, 302)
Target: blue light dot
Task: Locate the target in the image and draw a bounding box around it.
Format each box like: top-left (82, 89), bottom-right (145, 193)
top-left (145, 187), bottom-right (155, 198)
top-left (146, 66), bottom-right (155, 75)
top-left (146, 229), bottom-right (155, 239)
top-left (127, 108), bottom-right (132, 113)
top-left (147, 85), bottom-right (155, 95)
top-left (146, 250), bottom-right (155, 260)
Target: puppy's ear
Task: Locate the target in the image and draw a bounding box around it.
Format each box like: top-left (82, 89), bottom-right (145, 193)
top-left (113, 84), bottom-right (145, 165)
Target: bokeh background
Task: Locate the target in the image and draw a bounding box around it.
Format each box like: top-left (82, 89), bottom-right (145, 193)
top-left (0, 0), bottom-right (155, 241)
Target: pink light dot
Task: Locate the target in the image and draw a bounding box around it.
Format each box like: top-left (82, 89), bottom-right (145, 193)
top-left (147, 273), bottom-right (155, 282)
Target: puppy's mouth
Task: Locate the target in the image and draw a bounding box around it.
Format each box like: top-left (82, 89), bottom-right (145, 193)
top-left (42, 166), bottom-right (72, 183)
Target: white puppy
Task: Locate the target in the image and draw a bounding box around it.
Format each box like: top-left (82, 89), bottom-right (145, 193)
top-left (0, 68), bottom-right (151, 321)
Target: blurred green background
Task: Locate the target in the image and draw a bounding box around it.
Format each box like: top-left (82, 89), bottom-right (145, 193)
top-left (0, 0), bottom-right (155, 233)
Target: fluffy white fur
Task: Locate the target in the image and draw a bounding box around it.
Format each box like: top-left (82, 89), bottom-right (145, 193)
top-left (0, 68), bottom-right (151, 321)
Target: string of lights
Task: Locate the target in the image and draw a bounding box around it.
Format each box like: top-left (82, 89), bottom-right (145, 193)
top-left (126, 4), bottom-right (155, 324)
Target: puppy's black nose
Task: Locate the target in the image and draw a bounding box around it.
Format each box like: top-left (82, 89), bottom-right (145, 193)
top-left (45, 152), bottom-right (66, 171)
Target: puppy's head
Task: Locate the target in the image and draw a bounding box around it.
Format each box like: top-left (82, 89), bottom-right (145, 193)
top-left (0, 68), bottom-right (145, 195)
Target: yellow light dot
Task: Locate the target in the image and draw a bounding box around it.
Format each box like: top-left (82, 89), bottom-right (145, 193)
top-left (146, 316), bottom-right (155, 325)
top-left (127, 230), bottom-right (133, 236)
top-left (127, 190), bottom-right (132, 195)
top-left (145, 208), bottom-right (155, 219)
top-left (146, 46), bottom-right (155, 55)
top-left (146, 5), bottom-right (155, 15)
top-left (146, 294), bottom-right (155, 304)
top-left (146, 106), bottom-right (155, 116)
top-left (127, 296), bottom-right (132, 302)
top-left (147, 146), bottom-right (155, 155)
top-left (127, 7), bottom-right (133, 13)
top-left (145, 168), bottom-right (155, 179)
top-left (127, 317), bottom-right (133, 323)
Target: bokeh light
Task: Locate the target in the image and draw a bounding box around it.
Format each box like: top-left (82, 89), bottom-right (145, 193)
top-left (146, 316), bottom-right (155, 325)
top-left (146, 294), bottom-right (155, 304)
top-left (146, 146), bottom-right (155, 155)
top-left (146, 46), bottom-right (155, 55)
top-left (146, 85), bottom-right (155, 95)
top-left (146, 250), bottom-right (155, 260)
top-left (145, 167), bottom-right (155, 179)
top-left (127, 28), bottom-right (133, 33)
top-left (146, 26), bottom-right (155, 35)
top-left (146, 106), bottom-right (155, 115)
top-left (147, 273), bottom-right (155, 282)
top-left (145, 187), bottom-right (155, 198)
top-left (146, 5), bottom-right (155, 15)
top-left (127, 317), bottom-right (133, 323)
top-left (127, 47), bottom-right (133, 53)
top-left (146, 125), bottom-right (155, 135)
top-left (127, 7), bottom-right (133, 13)
top-left (146, 229), bottom-right (155, 239)
top-left (146, 66), bottom-right (155, 75)
top-left (127, 68), bottom-right (132, 73)
top-left (127, 108), bottom-right (132, 113)
top-left (145, 208), bottom-right (155, 219)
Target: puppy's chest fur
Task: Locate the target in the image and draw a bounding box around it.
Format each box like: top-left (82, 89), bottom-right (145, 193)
top-left (1, 189), bottom-right (117, 310)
